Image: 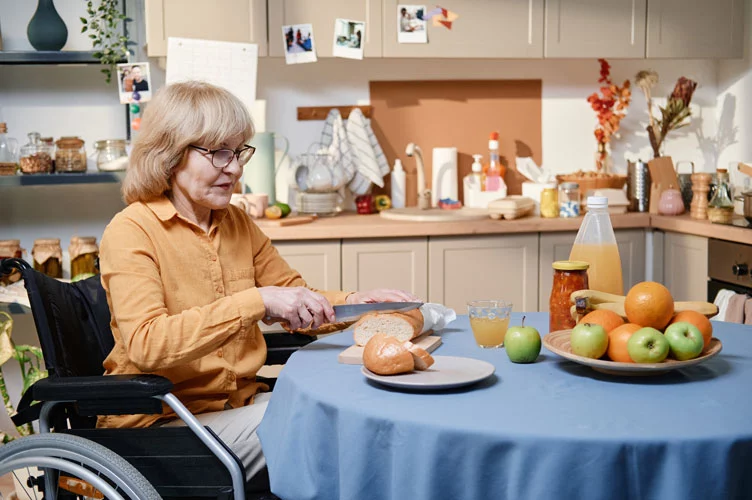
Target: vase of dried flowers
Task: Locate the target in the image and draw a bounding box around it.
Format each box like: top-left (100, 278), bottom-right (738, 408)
top-left (635, 71), bottom-right (697, 158)
top-left (587, 59), bottom-right (631, 174)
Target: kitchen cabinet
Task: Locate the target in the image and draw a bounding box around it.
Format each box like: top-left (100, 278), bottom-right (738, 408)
top-left (428, 235), bottom-right (539, 313)
top-left (646, 0), bottom-right (744, 58)
top-left (342, 238), bottom-right (428, 298)
top-left (381, 0), bottom-right (544, 58)
top-left (662, 232), bottom-right (708, 302)
top-left (538, 230), bottom-right (646, 310)
top-left (144, 0), bottom-right (268, 57)
top-left (268, 0), bottom-right (382, 58)
top-left (261, 240), bottom-right (341, 332)
top-left (544, 0), bottom-right (647, 58)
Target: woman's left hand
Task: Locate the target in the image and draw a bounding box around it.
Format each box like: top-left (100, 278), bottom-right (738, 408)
top-left (346, 289), bottom-right (422, 304)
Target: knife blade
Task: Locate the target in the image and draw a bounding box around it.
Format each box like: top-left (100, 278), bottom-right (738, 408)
top-left (333, 301), bottom-right (423, 323)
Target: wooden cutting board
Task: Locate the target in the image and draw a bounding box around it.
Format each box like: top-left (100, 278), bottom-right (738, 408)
top-left (256, 215), bottom-right (316, 227)
top-left (338, 334), bottom-right (442, 365)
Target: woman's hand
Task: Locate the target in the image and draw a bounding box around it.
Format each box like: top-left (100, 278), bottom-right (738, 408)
top-left (346, 289), bottom-right (422, 304)
top-left (258, 286), bottom-right (335, 332)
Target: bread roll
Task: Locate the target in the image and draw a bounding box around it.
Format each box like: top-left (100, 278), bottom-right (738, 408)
top-left (363, 333), bottom-right (415, 375)
top-left (403, 340), bottom-right (434, 370)
top-left (353, 309), bottom-right (424, 346)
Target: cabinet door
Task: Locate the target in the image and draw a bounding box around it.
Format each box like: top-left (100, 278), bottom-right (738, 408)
top-left (538, 230), bottom-right (646, 310)
top-left (342, 238), bottom-right (428, 298)
top-left (262, 240), bottom-right (342, 332)
top-left (268, 0), bottom-right (382, 57)
top-left (663, 232), bottom-right (708, 302)
top-left (545, 0), bottom-right (646, 58)
top-left (145, 0), bottom-right (268, 57)
top-left (646, 0), bottom-right (743, 58)
top-left (382, 0), bottom-right (543, 58)
top-left (429, 235), bottom-right (539, 313)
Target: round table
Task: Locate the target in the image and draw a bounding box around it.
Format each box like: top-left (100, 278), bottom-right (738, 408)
top-left (257, 313), bottom-right (752, 500)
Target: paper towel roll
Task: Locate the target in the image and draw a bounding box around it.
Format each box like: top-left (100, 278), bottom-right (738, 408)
top-left (432, 147), bottom-right (458, 207)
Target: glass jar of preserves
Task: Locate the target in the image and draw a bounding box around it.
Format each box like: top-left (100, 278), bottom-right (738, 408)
top-left (540, 186), bottom-right (559, 218)
top-left (549, 260), bottom-right (590, 333)
top-left (55, 136), bottom-right (87, 173)
top-left (32, 238), bottom-right (63, 279)
top-left (19, 132), bottom-right (54, 174)
top-left (559, 182), bottom-right (581, 218)
top-left (69, 236), bottom-right (99, 281)
top-left (0, 239), bottom-right (24, 285)
top-left (94, 139), bottom-right (129, 171)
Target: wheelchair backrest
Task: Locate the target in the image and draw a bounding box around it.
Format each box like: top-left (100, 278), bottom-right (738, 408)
top-left (1, 259), bottom-right (114, 378)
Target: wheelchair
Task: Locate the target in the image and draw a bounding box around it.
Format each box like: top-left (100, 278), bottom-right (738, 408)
top-left (0, 258), bottom-right (315, 499)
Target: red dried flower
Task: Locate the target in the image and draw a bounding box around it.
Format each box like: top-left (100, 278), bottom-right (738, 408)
top-left (587, 59), bottom-right (631, 170)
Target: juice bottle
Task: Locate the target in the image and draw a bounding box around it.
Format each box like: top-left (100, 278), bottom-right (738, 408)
top-left (483, 132), bottom-right (506, 192)
top-left (568, 196), bottom-right (624, 295)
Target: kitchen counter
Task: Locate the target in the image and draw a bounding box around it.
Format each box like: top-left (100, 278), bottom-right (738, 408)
top-left (258, 211), bottom-right (752, 245)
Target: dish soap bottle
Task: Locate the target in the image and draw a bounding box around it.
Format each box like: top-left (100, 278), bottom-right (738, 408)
top-left (390, 158), bottom-right (406, 209)
top-left (568, 196), bottom-right (624, 295)
top-left (484, 132), bottom-right (506, 192)
top-left (464, 154), bottom-right (484, 208)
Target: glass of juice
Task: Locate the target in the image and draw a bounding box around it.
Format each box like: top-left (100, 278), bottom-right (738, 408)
top-left (467, 300), bottom-right (513, 348)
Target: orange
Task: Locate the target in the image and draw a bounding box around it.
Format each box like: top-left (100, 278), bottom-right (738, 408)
top-left (607, 323), bottom-right (642, 363)
top-left (624, 281), bottom-right (674, 330)
top-left (579, 309), bottom-right (625, 333)
top-left (669, 310), bottom-right (713, 350)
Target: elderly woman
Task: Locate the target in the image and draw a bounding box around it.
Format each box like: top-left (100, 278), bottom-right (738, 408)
top-left (98, 81), bottom-right (418, 484)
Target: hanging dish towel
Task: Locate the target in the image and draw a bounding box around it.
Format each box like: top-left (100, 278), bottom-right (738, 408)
top-left (711, 289), bottom-right (735, 322)
top-left (726, 293), bottom-right (747, 324)
top-left (744, 297), bottom-right (752, 325)
top-left (320, 109), bottom-right (356, 190)
top-left (346, 108), bottom-right (385, 194)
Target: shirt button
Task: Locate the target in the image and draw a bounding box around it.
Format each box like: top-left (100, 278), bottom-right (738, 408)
top-left (217, 285), bottom-right (224, 293)
top-left (229, 373), bottom-right (236, 382)
top-left (211, 254), bottom-right (217, 262)
top-left (217, 349), bottom-right (223, 358)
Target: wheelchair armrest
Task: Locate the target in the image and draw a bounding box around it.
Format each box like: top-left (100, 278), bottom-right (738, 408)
top-left (31, 374), bottom-right (173, 401)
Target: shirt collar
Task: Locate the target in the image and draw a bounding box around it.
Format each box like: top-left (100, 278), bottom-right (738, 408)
top-left (145, 195), bottom-right (230, 229)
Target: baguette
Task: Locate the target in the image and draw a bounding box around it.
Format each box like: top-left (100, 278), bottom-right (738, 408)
top-left (288, 320), bottom-right (356, 336)
top-left (363, 333), bottom-right (415, 375)
top-left (353, 308), bottom-right (424, 346)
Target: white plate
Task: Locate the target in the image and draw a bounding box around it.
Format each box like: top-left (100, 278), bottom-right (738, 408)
top-left (361, 356), bottom-right (495, 390)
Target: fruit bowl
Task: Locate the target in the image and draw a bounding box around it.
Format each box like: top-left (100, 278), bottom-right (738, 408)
top-left (544, 329), bottom-right (722, 376)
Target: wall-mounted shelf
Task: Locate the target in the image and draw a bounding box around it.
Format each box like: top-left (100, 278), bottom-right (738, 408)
top-left (0, 172), bottom-right (125, 187)
top-left (0, 50), bottom-right (121, 65)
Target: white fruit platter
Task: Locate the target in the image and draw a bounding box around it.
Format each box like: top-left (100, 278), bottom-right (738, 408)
top-left (544, 329), bottom-right (723, 376)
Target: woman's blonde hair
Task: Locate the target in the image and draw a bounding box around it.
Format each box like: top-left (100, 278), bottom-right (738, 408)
top-left (122, 81), bottom-right (255, 204)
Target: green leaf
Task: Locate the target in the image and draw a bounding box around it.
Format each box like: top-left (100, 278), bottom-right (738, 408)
top-left (81, 26), bottom-right (87, 33)
top-left (80, 16), bottom-right (87, 24)
top-left (89, 34), bottom-right (97, 39)
top-left (93, 52), bottom-right (103, 58)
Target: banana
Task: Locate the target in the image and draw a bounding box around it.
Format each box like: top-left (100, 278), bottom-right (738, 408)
top-left (570, 289), bottom-right (625, 305)
top-left (674, 301), bottom-right (719, 318)
top-left (571, 299), bottom-right (719, 321)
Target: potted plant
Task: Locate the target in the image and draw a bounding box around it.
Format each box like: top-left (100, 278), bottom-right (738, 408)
top-left (80, 0), bottom-right (134, 84)
top-left (0, 311), bottom-right (47, 443)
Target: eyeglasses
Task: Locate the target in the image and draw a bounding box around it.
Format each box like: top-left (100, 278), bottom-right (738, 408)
top-left (188, 144), bottom-right (256, 169)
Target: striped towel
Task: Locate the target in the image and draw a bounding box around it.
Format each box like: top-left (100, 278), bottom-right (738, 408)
top-left (347, 108), bottom-right (386, 192)
top-left (320, 109), bottom-right (356, 189)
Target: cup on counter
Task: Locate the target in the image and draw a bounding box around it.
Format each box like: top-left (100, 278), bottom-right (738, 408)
top-left (243, 193), bottom-right (269, 219)
top-left (468, 300), bottom-right (512, 348)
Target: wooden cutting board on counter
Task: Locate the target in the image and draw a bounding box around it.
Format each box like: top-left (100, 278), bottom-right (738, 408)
top-left (255, 215), bottom-right (316, 227)
top-left (338, 334), bottom-right (442, 365)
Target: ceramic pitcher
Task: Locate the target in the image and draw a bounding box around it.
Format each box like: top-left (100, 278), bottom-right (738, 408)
top-left (243, 132), bottom-right (289, 205)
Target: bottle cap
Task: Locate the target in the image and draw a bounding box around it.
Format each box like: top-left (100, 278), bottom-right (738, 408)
top-left (587, 196), bottom-right (609, 208)
top-left (471, 154), bottom-right (483, 172)
top-left (393, 158), bottom-right (404, 173)
top-left (490, 131), bottom-right (499, 140)
top-left (489, 139), bottom-right (499, 150)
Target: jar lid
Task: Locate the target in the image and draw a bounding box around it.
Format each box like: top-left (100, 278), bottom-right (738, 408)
top-left (560, 182), bottom-right (580, 189)
top-left (34, 238), bottom-right (61, 245)
top-left (0, 123), bottom-right (7, 133)
top-left (552, 260), bottom-right (590, 271)
top-left (95, 139), bottom-right (127, 149)
top-left (56, 137), bottom-right (84, 149)
top-left (70, 236), bottom-right (97, 244)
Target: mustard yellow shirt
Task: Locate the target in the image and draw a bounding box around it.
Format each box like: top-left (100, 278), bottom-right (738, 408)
top-left (98, 196), bottom-right (349, 428)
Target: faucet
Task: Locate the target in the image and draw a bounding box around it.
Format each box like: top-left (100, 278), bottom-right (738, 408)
top-left (406, 142), bottom-right (431, 210)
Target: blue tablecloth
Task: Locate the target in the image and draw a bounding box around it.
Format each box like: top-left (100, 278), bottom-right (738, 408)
top-left (257, 313), bottom-right (752, 500)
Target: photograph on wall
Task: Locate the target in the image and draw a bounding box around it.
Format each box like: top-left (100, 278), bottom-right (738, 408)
top-left (117, 62), bottom-right (152, 104)
top-left (332, 19), bottom-right (365, 60)
top-left (283, 23), bottom-right (318, 64)
top-left (398, 5), bottom-right (427, 43)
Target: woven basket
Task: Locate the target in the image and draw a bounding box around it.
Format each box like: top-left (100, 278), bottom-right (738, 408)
top-left (556, 174), bottom-right (627, 200)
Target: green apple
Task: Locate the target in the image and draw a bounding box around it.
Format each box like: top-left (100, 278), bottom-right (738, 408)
top-left (570, 323), bottom-right (608, 359)
top-left (664, 322), bottom-right (704, 361)
top-left (627, 327), bottom-right (669, 363)
top-left (505, 316), bottom-right (541, 364)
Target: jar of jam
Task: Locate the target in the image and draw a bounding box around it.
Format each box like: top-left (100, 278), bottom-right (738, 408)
top-left (549, 260), bottom-right (589, 333)
top-left (69, 236), bottom-right (99, 281)
top-left (32, 238), bottom-right (63, 279)
top-left (0, 239), bottom-right (24, 285)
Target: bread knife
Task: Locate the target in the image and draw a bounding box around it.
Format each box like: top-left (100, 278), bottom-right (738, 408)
top-left (333, 301), bottom-right (423, 323)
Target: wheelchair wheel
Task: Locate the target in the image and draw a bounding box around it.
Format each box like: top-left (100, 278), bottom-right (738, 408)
top-left (0, 433), bottom-right (161, 500)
